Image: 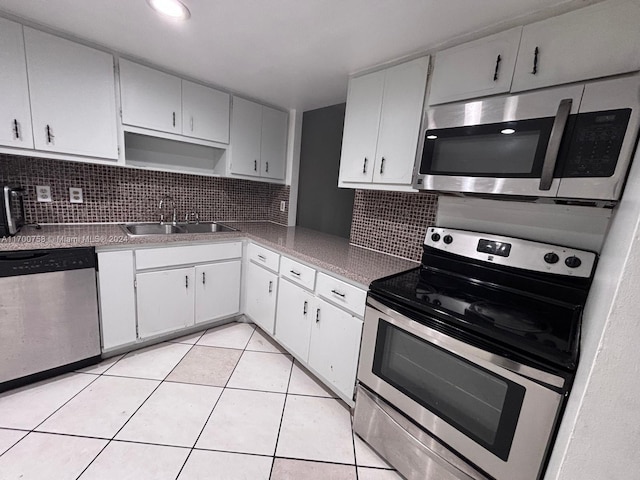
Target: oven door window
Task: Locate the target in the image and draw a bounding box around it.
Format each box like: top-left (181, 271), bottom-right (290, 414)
top-left (373, 321), bottom-right (525, 460)
top-left (420, 117), bottom-right (554, 177)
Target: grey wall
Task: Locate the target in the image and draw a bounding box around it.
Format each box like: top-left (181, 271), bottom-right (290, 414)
top-left (296, 103), bottom-right (354, 238)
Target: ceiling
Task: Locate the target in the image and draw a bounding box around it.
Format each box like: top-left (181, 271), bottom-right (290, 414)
top-left (0, 0), bottom-right (601, 111)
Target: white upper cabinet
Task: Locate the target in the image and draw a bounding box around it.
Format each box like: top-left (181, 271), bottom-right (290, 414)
top-left (182, 80), bottom-right (230, 143)
top-left (230, 96), bottom-right (288, 181)
top-left (0, 18), bottom-right (33, 150)
top-left (230, 97), bottom-right (263, 176)
top-left (339, 56), bottom-right (429, 188)
top-left (119, 59), bottom-right (182, 134)
top-left (260, 106), bottom-right (288, 180)
top-left (512, 0), bottom-right (640, 92)
top-left (429, 27), bottom-right (523, 105)
top-left (339, 70), bottom-right (385, 183)
top-left (374, 57), bottom-right (430, 184)
top-left (24, 28), bottom-right (118, 159)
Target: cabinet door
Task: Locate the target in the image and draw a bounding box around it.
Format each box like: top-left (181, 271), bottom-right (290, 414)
top-left (338, 70), bottom-right (385, 183)
top-left (373, 56), bottom-right (429, 185)
top-left (230, 97), bottom-right (262, 176)
top-left (275, 279), bottom-right (314, 362)
top-left (182, 80), bottom-right (230, 143)
top-left (260, 106), bottom-right (288, 180)
top-left (97, 250), bottom-right (137, 351)
top-left (429, 28), bottom-right (522, 105)
top-left (512, 0), bottom-right (640, 92)
top-left (308, 298), bottom-right (363, 401)
top-left (0, 18), bottom-right (33, 149)
top-left (24, 28), bottom-right (118, 159)
top-left (194, 260), bottom-right (241, 324)
top-left (119, 59), bottom-right (182, 134)
top-left (136, 268), bottom-right (195, 339)
top-left (244, 261), bottom-right (279, 334)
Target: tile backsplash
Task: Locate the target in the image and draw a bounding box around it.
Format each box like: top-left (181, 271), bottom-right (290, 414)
top-left (0, 154), bottom-right (289, 225)
top-left (350, 190), bottom-right (438, 261)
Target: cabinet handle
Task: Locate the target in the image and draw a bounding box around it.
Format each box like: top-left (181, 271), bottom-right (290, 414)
top-left (380, 157), bottom-right (385, 174)
top-left (290, 270), bottom-right (301, 276)
top-left (190, 116), bottom-right (194, 131)
top-left (257, 254), bottom-right (267, 261)
top-left (331, 289), bottom-right (345, 298)
top-left (185, 275), bottom-right (189, 288)
top-left (268, 280), bottom-right (273, 293)
top-left (46, 125), bottom-right (54, 144)
top-left (265, 161), bottom-right (269, 173)
top-left (531, 47), bottom-right (539, 75)
top-left (254, 159), bottom-right (258, 171)
top-left (363, 157), bottom-right (368, 174)
top-left (13, 119), bottom-right (20, 140)
top-left (493, 54), bottom-right (502, 81)
top-left (202, 272), bottom-right (206, 285)
top-left (303, 300), bottom-right (308, 315)
top-left (173, 112), bottom-right (176, 127)
top-left (316, 308), bottom-right (320, 323)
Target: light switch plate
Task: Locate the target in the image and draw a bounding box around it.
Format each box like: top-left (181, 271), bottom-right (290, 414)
top-left (280, 201), bottom-right (286, 212)
top-left (36, 185), bottom-right (52, 202)
top-left (69, 187), bottom-right (83, 204)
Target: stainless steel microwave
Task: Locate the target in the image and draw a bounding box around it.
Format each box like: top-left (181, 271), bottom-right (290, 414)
top-left (414, 75), bottom-right (640, 205)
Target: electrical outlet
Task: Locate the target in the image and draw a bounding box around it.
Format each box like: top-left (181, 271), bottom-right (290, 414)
top-left (36, 186), bottom-right (52, 203)
top-left (69, 187), bottom-right (83, 204)
top-left (280, 201), bottom-right (286, 212)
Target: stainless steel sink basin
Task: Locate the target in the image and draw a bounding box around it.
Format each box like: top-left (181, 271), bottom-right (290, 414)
top-left (121, 222), bottom-right (237, 236)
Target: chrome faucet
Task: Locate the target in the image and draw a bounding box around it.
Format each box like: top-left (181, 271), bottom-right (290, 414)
top-left (158, 195), bottom-right (177, 225)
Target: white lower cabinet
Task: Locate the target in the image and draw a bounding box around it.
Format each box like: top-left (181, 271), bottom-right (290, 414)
top-left (275, 278), bottom-right (315, 362)
top-left (136, 267), bottom-right (195, 339)
top-left (244, 260), bottom-right (279, 334)
top-left (308, 298), bottom-right (363, 399)
top-left (194, 260), bottom-right (241, 324)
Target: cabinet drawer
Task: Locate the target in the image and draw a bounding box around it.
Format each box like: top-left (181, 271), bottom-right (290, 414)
top-left (136, 242), bottom-right (242, 270)
top-left (280, 256), bottom-right (316, 291)
top-left (247, 243), bottom-right (280, 272)
top-left (316, 273), bottom-right (367, 317)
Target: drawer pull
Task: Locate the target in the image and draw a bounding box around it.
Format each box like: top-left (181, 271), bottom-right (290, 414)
top-left (331, 289), bottom-right (346, 298)
top-left (290, 270), bottom-right (301, 276)
top-left (257, 254), bottom-right (267, 261)
top-left (268, 280), bottom-right (273, 293)
top-left (303, 300), bottom-right (308, 315)
top-left (202, 272), bottom-right (206, 285)
top-left (185, 275), bottom-right (189, 289)
top-left (316, 308), bottom-right (320, 323)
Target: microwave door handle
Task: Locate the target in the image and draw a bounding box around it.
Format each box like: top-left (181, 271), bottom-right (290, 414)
top-left (539, 98), bottom-right (572, 191)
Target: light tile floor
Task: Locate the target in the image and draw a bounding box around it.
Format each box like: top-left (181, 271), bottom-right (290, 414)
top-left (0, 322), bottom-right (402, 480)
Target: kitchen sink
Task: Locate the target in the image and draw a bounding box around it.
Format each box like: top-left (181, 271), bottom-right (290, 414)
top-left (121, 222), bottom-right (237, 236)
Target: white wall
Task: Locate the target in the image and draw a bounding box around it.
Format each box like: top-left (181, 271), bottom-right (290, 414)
top-left (545, 146), bottom-right (640, 479)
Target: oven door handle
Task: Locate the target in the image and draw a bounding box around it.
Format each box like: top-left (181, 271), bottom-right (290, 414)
top-left (366, 297), bottom-right (566, 389)
top-left (539, 98), bottom-right (572, 191)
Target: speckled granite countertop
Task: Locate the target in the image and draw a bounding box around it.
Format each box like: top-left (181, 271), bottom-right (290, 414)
top-left (0, 222), bottom-right (418, 286)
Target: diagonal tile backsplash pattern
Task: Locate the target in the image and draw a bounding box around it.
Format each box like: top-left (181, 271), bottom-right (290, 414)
top-left (350, 189), bottom-right (438, 262)
top-left (0, 154), bottom-right (289, 225)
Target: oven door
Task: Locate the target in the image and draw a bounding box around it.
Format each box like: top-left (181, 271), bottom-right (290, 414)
top-left (358, 297), bottom-right (565, 480)
top-left (413, 84), bottom-right (583, 198)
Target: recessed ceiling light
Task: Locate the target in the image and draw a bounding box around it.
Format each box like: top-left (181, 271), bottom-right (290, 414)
top-left (427, 135), bottom-right (438, 140)
top-left (147, 0), bottom-right (191, 20)
top-left (501, 128), bottom-right (516, 135)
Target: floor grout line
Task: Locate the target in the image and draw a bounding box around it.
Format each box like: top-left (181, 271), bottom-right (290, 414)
top-left (267, 353), bottom-right (295, 479)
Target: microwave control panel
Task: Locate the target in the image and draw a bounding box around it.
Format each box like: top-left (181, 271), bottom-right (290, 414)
top-left (563, 108), bottom-right (631, 177)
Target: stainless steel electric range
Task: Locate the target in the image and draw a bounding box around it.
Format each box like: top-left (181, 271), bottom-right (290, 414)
top-left (354, 227), bottom-right (597, 480)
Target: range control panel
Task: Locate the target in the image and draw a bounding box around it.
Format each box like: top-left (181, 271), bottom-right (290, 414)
top-left (425, 227), bottom-right (597, 278)
top-left (0, 247), bottom-right (96, 278)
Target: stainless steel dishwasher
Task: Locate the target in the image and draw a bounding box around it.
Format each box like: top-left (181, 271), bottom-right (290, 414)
top-left (0, 247), bottom-right (101, 391)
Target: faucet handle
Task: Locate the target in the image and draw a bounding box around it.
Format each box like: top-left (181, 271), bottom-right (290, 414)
top-left (185, 211), bottom-right (200, 224)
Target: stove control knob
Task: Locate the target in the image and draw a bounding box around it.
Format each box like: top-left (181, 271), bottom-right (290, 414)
top-left (443, 235), bottom-right (453, 245)
top-left (544, 252), bottom-right (559, 264)
top-left (565, 256), bottom-right (582, 268)
top-left (431, 233), bottom-right (441, 242)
